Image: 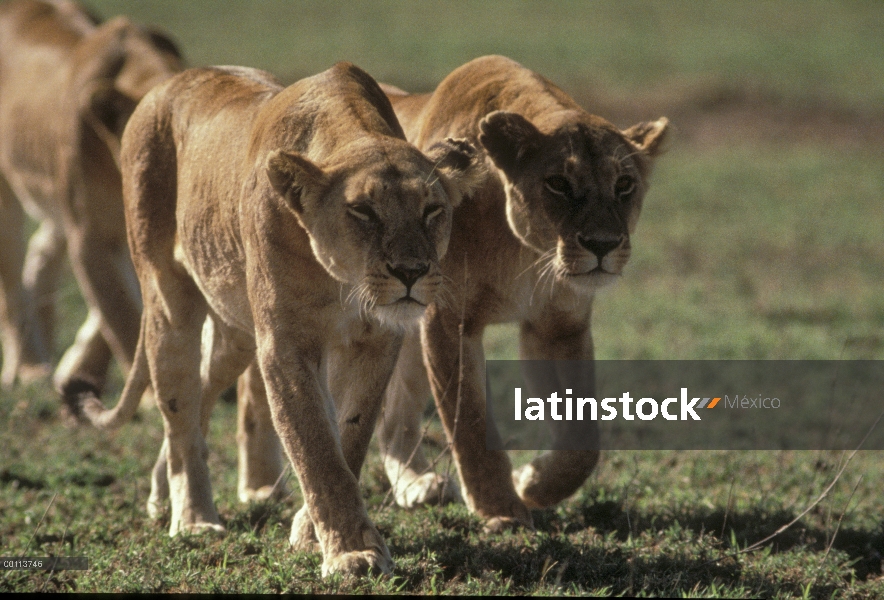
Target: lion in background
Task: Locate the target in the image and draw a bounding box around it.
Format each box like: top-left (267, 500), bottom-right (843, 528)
top-left (0, 0), bottom-right (181, 393)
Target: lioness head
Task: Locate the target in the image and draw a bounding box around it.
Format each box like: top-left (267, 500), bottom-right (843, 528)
top-left (478, 110), bottom-right (669, 293)
top-left (267, 136), bottom-right (483, 327)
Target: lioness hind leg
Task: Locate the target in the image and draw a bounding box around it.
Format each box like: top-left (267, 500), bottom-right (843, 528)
top-left (377, 330), bottom-right (461, 508)
top-left (147, 437), bottom-right (170, 520)
top-left (150, 315), bottom-right (258, 514)
top-left (21, 218), bottom-right (66, 374)
top-left (64, 226), bottom-right (141, 374)
top-left (0, 177), bottom-right (52, 387)
top-left (236, 360), bottom-right (285, 502)
top-left (53, 307), bottom-right (113, 396)
top-left (141, 274), bottom-right (222, 535)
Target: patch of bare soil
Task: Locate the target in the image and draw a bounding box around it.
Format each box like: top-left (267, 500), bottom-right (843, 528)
top-left (576, 83), bottom-right (884, 149)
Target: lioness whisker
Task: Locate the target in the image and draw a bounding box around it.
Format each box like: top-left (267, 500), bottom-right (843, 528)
top-left (529, 251), bottom-right (559, 306)
top-left (518, 247), bottom-right (557, 280)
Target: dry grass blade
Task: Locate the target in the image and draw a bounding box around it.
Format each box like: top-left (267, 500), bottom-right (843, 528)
top-left (704, 409), bottom-right (884, 566)
top-left (24, 491), bottom-right (57, 555)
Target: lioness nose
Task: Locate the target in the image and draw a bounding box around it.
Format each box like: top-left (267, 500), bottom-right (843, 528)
top-left (387, 263), bottom-right (430, 289)
top-left (578, 235), bottom-right (622, 260)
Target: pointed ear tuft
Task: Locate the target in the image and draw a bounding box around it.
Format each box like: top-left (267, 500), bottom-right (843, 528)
top-left (478, 111), bottom-right (542, 174)
top-left (623, 117), bottom-right (671, 157)
top-left (85, 83), bottom-right (138, 138)
top-left (144, 27), bottom-right (183, 60)
top-left (425, 137), bottom-right (487, 202)
top-left (266, 150), bottom-right (327, 214)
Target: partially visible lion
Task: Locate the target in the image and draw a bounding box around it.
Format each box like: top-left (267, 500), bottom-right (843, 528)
top-left (71, 62), bottom-right (482, 577)
top-left (368, 56), bottom-right (670, 525)
top-left (0, 0), bottom-right (181, 391)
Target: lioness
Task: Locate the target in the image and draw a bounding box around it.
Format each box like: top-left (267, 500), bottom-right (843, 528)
top-left (0, 0), bottom-right (181, 391)
top-left (369, 56), bottom-right (670, 525)
top-left (71, 62), bottom-right (481, 576)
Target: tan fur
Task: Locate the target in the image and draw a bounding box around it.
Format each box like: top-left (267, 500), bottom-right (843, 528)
top-left (370, 56), bottom-right (670, 524)
top-left (74, 62), bottom-right (482, 577)
top-left (0, 0), bottom-right (181, 391)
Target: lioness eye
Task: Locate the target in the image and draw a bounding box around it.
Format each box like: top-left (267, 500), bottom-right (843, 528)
top-left (348, 204), bottom-right (377, 222)
top-left (615, 175), bottom-right (635, 198)
top-left (544, 175), bottom-right (571, 196)
top-left (423, 205), bottom-right (443, 225)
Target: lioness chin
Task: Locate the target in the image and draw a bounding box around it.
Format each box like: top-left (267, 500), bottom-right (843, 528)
top-left (0, 0), bottom-right (181, 393)
top-left (366, 56), bottom-right (670, 525)
top-left (71, 62), bottom-right (482, 577)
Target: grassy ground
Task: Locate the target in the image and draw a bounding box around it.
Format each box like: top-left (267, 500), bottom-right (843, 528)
top-left (2, 1), bottom-right (883, 596)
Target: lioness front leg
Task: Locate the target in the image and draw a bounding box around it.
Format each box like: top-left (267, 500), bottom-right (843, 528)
top-left (257, 330), bottom-right (392, 577)
top-left (422, 307), bottom-right (532, 530)
top-left (512, 307), bottom-right (600, 508)
top-left (290, 325), bottom-right (404, 552)
top-left (377, 329), bottom-right (461, 508)
top-left (64, 225), bottom-right (141, 374)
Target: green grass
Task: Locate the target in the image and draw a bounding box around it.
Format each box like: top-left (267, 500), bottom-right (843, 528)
top-left (3, 0), bottom-right (884, 596)
top-left (3, 140), bottom-right (881, 595)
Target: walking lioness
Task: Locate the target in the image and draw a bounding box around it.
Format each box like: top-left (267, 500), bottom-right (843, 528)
top-left (71, 63), bottom-right (482, 576)
top-left (0, 0), bottom-right (181, 391)
top-left (373, 56), bottom-right (670, 526)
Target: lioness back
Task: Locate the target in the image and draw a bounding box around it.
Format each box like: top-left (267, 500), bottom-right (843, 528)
top-left (122, 66), bottom-right (282, 330)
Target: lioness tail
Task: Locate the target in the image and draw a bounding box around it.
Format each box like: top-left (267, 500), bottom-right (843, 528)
top-left (62, 327), bottom-right (151, 430)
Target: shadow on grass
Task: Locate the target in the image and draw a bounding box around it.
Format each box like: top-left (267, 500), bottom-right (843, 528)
top-left (389, 528), bottom-right (786, 596)
top-left (224, 499), bottom-right (288, 536)
top-left (380, 495), bottom-right (882, 595)
top-left (563, 500), bottom-right (884, 581)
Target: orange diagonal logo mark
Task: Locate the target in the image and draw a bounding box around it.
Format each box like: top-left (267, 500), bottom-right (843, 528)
top-left (707, 397), bottom-right (721, 409)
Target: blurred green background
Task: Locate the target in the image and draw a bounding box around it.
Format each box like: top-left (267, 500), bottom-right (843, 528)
top-left (92, 0), bottom-right (884, 108)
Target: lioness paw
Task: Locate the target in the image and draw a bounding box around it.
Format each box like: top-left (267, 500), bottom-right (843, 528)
top-left (172, 522), bottom-right (225, 536)
top-left (289, 506), bottom-right (320, 553)
top-left (513, 451), bottom-right (600, 509)
top-left (321, 547), bottom-right (393, 578)
top-left (394, 472), bottom-right (462, 509)
top-left (238, 484), bottom-right (284, 504)
top-left (483, 514), bottom-right (534, 534)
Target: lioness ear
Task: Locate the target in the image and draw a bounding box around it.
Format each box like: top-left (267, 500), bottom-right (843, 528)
top-left (425, 137), bottom-right (486, 204)
top-left (623, 117), bottom-right (670, 157)
top-left (478, 111), bottom-right (542, 174)
top-left (144, 27), bottom-right (183, 61)
top-left (85, 82), bottom-right (138, 138)
top-left (266, 150), bottom-right (327, 214)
